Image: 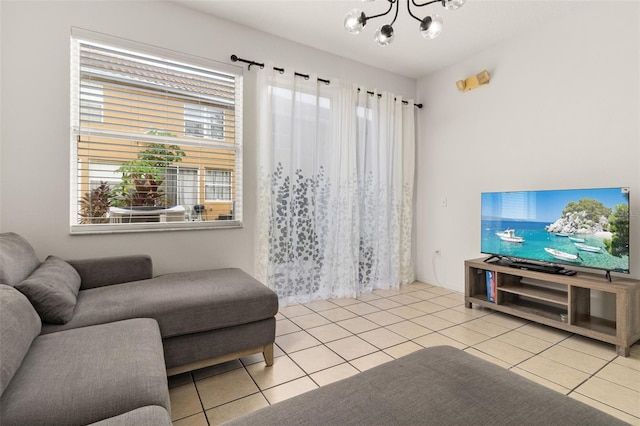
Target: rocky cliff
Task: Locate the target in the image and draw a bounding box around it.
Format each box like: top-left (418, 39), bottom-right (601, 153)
top-left (545, 210), bottom-right (610, 235)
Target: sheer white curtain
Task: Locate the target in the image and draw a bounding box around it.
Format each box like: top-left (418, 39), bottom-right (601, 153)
top-left (256, 64), bottom-right (415, 305)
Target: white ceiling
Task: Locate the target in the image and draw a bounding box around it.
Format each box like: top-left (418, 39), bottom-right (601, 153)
top-left (171, 0), bottom-right (587, 79)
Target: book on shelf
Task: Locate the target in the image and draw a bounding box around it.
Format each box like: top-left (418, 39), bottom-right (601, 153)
top-left (485, 270), bottom-right (497, 303)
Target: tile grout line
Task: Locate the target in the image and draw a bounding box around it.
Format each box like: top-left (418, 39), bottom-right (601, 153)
top-left (239, 358), bottom-right (275, 411)
top-left (594, 361), bottom-right (640, 393)
top-left (506, 326), bottom-right (572, 374)
top-left (191, 371), bottom-right (211, 426)
top-left (569, 388), bottom-right (640, 420)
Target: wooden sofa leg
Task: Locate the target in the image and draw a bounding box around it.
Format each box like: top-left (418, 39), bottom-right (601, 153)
top-left (263, 343), bottom-right (274, 366)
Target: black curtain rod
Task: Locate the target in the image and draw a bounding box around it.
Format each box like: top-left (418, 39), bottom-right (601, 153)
top-left (230, 55), bottom-right (423, 109)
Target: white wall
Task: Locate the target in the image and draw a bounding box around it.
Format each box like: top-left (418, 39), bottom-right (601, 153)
top-left (0, 1), bottom-right (415, 275)
top-left (415, 1), bottom-right (640, 292)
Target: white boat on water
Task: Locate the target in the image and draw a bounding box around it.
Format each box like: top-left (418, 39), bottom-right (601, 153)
top-left (495, 229), bottom-right (524, 243)
top-left (544, 247), bottom-right (580, 262)
top-left (554, 232), bottom-right (571, 237)
top-left (574, 243), bottom-right (602, 253)
top-left (568, 236), bottom-right (585, 243)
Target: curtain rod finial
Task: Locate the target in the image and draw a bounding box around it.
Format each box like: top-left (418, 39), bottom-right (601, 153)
top-left (230, 54), bottom-right (238, 62)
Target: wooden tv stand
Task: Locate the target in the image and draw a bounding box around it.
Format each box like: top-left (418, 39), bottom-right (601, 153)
top-left (465, 257), bottom-right (640, 356)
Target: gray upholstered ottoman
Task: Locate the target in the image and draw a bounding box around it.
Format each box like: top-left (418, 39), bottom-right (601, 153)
top-left (225, 346), bottom-right (627, 425)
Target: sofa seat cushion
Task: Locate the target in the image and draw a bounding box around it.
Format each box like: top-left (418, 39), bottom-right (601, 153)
top-left (41, 268), bottom-right (278, 338)
top-left (0, 318), bottom-right (170, 426)
top-left (87, 406), bottom-right (171, 426)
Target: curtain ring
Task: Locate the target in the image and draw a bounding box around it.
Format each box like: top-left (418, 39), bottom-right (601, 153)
top-left (248, 63), bottom-right (254, 70)
top-left (304, 75), bottom-right (309, 80)
top-left (279, 69), bottom-right (285, 74)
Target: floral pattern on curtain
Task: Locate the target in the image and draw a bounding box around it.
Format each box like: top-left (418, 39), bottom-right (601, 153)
top-left (255, 64), bottom-right (415, 306)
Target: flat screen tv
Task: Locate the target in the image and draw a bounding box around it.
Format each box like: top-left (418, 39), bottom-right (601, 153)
top-left (481, 187), bottom-right (630, 276)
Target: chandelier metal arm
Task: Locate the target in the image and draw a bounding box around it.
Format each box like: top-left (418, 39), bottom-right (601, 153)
top-left (412, 0), bottom-right (444, 7)
top-left (406, 0), bottom-right (423, 23)
top-left (366, 0), bottom-right (397, 22)
top-left (389, 0), bottom-right (401, 26)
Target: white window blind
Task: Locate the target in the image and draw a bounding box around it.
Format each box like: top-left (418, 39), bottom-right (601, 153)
top-left (70, 30), bottom-right (243, 233)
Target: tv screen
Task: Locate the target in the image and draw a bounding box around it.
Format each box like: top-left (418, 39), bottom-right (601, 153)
top-left (481, 187), bottom-right (630, 274)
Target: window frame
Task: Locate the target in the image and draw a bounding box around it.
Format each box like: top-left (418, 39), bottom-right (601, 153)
top-left (164, 165), bottom-right (201, 209)
top-left (204, 168), bottom-right (233, 202)
top-left (69, 28), bottom-right (243, 234)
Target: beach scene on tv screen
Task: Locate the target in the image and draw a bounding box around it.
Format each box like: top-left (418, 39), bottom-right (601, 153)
top-left (481, 188), bottom-right (630, 273)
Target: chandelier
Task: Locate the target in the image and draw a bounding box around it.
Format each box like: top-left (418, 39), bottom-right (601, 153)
top-left (344, 0), bottom-right (466, 46)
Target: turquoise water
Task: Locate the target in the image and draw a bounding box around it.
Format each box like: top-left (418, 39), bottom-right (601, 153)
top-left (481, 219), bottom-right (629, 273)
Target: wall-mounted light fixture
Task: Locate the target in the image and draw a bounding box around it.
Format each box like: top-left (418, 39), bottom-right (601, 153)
top-left (456, 70), bottom-right (490, 92)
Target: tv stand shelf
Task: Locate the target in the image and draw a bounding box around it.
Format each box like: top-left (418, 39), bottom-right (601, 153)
top-left (465, 257), bottom-right (640, 356)
top-left (499, 283), bottom-right (567, 305)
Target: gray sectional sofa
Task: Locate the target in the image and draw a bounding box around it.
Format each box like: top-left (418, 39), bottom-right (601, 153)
top-left (0, 232), bottom-right (278, 425)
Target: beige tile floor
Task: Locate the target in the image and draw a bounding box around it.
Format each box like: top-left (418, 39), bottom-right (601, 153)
top-left (170, 282), bottom-right (640, 425)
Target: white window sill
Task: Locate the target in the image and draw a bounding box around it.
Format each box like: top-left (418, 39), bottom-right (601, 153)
top-left (70, 220), bottom-right (242, 235)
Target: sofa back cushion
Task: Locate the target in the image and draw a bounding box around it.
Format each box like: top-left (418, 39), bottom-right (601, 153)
top-left (0, 233), bottom-right (41, 287)
top-left (15, 256), bottom-right (82, 324)
top-left (0, 285), bottom-right (42, 395)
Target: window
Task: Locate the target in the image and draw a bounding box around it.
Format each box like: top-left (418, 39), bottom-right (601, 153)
top-left (205, 169), bottom-right (232, 201)
top-left (70, 29), bottom-right (243, 233)
top-left (165, 167), bottom-right (199, 209)
top-left (185, 104), bottom-right (225, 139)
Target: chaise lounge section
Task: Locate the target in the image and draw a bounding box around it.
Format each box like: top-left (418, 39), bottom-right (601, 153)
top-left (41, 265), bottom-right (278, 374)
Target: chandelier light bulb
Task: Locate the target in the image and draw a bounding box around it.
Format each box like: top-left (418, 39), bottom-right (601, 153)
top-left (374, 24), bottom-right (394, 46)
top-left (443, 0), bottom-right (466, 11)
top-left (420, 15), bottom-right (443, 39)
top-left (344, 9), bottom-right (367, 34)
